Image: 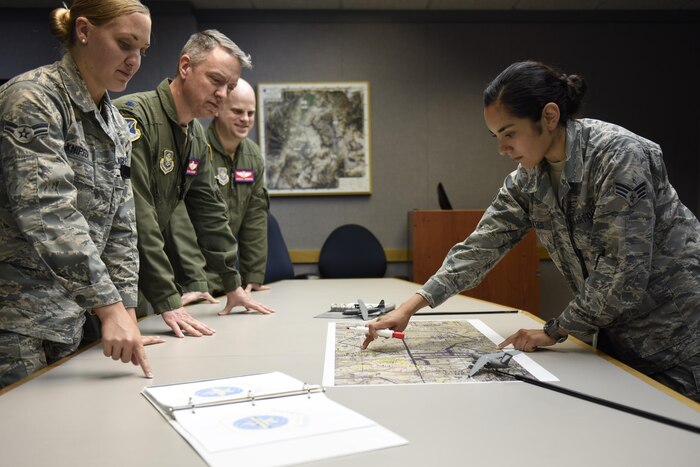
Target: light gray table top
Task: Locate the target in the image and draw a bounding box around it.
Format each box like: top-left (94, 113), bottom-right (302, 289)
top-left (1, 278), bottom-right (698, 466)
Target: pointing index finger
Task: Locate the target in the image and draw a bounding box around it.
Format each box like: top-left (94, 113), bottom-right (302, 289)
top-left (135, 344), bottom-right (153, 379)
top-left (497, 334), bottom-right (515, 350)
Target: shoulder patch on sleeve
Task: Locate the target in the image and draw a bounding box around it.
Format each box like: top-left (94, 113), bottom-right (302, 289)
top-left (614, 181), bottom-right (647, 207)
top-left (3, 121), bottom-right (49, 144)
top-left (124, 117), bottom-right (141, 142)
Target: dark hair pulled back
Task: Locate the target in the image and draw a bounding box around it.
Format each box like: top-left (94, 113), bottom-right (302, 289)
top-left (483, 61), bottom-right (587, 126)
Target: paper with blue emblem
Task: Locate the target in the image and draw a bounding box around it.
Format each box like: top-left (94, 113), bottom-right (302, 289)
top-left (142, 372), bottom-right (407, 466)
top-left (142, 371), bottom-right (303, 415)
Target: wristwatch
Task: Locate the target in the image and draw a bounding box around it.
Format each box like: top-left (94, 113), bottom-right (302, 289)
top-left (543, 318), bottom-right (568, 343)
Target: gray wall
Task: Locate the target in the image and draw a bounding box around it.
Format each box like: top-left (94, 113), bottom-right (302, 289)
top-left (1, 8), bottom-right (698, 311)
top-left (199, 12), bottom-right (699, 251)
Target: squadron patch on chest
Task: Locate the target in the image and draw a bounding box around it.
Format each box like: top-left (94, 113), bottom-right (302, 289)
top-left (234, 169), bottom-right (254, 183)
top-left (160, 149), bottom-right (174, 174)
top-left (3, 122), bottom-right (49, 144)
top-left (614, 181), bottom-right (647, 207)
top-left (215, 167), bottom-right (230, 185)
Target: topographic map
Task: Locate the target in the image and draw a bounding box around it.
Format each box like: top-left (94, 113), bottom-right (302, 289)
top-left (258, 83), bottom-right (370, 195)
top-left (325, 320), bottom-right (555, 386)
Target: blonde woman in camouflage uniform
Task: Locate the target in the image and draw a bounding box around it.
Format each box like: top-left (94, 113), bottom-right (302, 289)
top-left (0, 0), bottom-right (155, 388)
top-left (365, 61), bottom-right (700, 402)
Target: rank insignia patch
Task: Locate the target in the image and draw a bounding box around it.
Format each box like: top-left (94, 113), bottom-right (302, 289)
top-left (614, 182), bottom-right (647, 207)
top-left (124, 118), bottom-right (141, 142)
top-left (234, 169), bottom-right (254, 183)
top-left (186, 159), bottom-right (201, 176)
top-left (3, 122), bottom-right (49, 144)
top-left (215, 167), bottom-right (229, 185)
top-left (160, 149), bottom-right (174, 174)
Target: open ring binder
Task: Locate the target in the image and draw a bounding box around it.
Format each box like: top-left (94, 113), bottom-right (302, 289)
top-left (141, 371), bottom-right (406, 467)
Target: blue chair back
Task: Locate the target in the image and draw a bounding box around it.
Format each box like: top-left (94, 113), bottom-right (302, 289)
top-left (264, 213), bottom-right (295, 283)
top-left (318, 224), bottom-right (387, 278)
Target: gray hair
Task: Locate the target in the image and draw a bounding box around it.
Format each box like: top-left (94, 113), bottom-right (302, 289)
top-left (179, 29), bottom-right (252, 72)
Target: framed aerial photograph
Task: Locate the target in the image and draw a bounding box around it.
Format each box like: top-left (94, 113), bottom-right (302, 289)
top-left (258, 82), bottom-right (371, 196)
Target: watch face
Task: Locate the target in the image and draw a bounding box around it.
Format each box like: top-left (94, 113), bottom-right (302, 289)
top-left (544, 319), bottom-right (558, 335)
top-left (544, 319), bottom-right (567, 343)
top-left (544, 319), bottom-right (556, 334)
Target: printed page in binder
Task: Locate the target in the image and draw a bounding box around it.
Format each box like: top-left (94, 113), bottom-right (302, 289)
top-left (141, 372), bottom-right (407, 466)
top-left (142, 371), bottom-right (310, 416)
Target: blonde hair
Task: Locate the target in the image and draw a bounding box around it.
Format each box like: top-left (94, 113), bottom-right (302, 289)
top-left (49, 0), bottom-right (150, 48)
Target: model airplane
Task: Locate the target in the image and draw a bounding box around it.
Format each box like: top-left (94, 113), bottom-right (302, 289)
top-left (468, 350), bottom-right (521, 378)
top-left (329, 299), bottom-right (395, 320)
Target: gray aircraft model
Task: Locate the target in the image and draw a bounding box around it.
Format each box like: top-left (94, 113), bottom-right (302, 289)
top-left (468, 350), bottom-right (521, 378)
top-left (329, 299), bottom-right (395, 320)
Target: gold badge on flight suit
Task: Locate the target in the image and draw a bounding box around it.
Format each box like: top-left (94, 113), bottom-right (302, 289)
top-left (160, 149), bottom-right (174, 174)
top-left (215, 167), bottom-right (230, 185)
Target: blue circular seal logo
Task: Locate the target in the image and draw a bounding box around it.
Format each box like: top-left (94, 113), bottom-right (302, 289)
top-left (234, 415), bottom-right (289, 430)
top-left (194, 386), bottom-right (243, 397)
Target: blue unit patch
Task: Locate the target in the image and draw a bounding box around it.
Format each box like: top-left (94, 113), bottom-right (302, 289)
top-left (124, 118), bottom-right (141, 142)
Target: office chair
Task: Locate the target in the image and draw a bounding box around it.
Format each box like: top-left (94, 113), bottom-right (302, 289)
top-left (318, 224), bottom-right (387, 278)
top-left (263, 213), bottom-right (295, 283)
top-left (437, 182), bottom-right (453, 210)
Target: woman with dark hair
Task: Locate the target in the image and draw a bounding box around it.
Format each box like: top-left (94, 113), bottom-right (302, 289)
top-left (0, 0), bottom-right (156, 388)
top-left (364, 61), bottom-right (700, 402)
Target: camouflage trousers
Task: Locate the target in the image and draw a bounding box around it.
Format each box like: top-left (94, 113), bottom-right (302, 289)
top-left (649, 352), bottom-right (700, 403)
top-left (0, 329), bottom-right (82, 389)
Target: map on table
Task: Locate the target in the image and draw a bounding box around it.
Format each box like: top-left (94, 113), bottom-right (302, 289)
top-left (323, 320), bottom-right (557, 386)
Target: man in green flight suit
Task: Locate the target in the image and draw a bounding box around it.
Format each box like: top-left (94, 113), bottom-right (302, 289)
top-left (115, 30), bottom-right (274, 338)
top-left (164, 78), bottom-right (271, 305)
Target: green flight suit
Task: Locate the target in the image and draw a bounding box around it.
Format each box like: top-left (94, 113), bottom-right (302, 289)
top-left (115, 79), bottom-right (241, 314)
top-left (164, 125), bottom-right (269, 295)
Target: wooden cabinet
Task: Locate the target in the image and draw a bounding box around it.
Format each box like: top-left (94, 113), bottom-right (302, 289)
top-left (409, 210), bottom-right (540, 314)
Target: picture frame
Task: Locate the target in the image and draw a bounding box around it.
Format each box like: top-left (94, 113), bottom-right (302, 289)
top-left (257, 82), bottom-right (371, 196)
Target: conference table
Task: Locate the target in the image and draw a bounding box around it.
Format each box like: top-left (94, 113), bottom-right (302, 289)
top-left (0, 278), bottom-right (698, 466)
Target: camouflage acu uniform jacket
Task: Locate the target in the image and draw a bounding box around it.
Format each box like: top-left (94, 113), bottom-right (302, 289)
top-left (0, 54), bottom-right (138, 344)
top-left (115, 80), bottom-right (241, 313)
top-left (164, 127), bottom-right (269, 293)
top-left (420, 119), bottom-right (700, 374)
